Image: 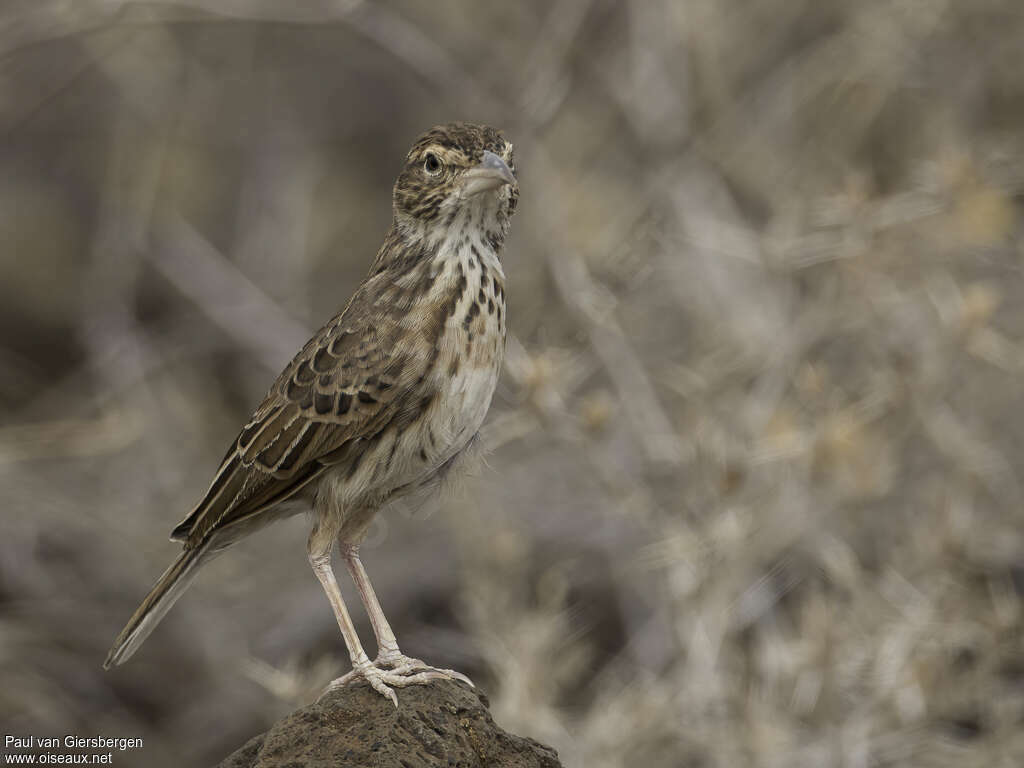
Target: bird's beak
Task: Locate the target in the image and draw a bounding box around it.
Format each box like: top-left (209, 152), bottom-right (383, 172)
top-left (462, 150), bottom-right (517, 197)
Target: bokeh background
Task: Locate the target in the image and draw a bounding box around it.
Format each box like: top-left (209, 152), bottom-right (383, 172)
top-left (3, 1), bottom-right (1024, 766)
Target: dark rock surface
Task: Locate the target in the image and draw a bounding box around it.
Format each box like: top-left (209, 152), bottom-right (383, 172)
top-left (216, 679), bottom-right (562, 768)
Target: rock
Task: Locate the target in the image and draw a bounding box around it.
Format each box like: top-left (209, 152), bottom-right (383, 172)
top-left (216, 678), bottom-right (562, 768)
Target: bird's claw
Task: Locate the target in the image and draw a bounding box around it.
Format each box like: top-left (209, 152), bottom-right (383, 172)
top-left (320, 654), bottom-right (473, 707)
top-left (379, 653), bottom-right (475, 688)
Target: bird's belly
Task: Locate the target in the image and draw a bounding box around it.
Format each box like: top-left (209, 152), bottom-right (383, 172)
top-left (318, 242), bottom-right (507, 528)
top-left (383, 324), bottom-right (503, 496)
top-left (317, 334), bottom-right (502, 526)
top-left (433, 353), bottom-right (501, 460)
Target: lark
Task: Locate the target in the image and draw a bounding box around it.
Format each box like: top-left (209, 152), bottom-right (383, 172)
top-left (104, 123), bottom-right (518, 705)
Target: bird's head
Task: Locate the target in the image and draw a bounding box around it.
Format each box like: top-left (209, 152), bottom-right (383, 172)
top-left (392, 122), bottom-right (517, 241)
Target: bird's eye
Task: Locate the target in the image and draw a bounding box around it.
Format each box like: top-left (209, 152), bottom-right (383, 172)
top-left (423, 152), bottom-right (442, 175)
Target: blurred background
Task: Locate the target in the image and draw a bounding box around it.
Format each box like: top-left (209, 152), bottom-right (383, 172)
top-left (2, 1), bottom-right (1024, 766)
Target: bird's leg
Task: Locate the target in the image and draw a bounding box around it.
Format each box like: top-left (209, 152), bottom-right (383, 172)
top-left (307, 536), bottom-right (401, 705)
top-left (310, 533), bottom-right (468, 706)
top-left (338, 540), bottom-right (473, 688)
top-left (337, 541), bottom-right (400, 658)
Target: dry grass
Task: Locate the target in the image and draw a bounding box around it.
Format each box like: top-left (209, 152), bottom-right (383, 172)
top-left (2, 1), bottom-right (1024, 766)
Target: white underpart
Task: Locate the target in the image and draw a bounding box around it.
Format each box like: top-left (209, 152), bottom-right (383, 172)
top-left (318, 186), bottom-right (508, 525)
top-left (432, 199), bottom-right (506, 448)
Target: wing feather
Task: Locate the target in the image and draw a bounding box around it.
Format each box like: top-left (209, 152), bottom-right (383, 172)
top-left (172, 261), bottom-right (439, 548)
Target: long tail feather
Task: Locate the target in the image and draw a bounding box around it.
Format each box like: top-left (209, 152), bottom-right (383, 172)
top-left (103, 538), bottom-right (215, 669)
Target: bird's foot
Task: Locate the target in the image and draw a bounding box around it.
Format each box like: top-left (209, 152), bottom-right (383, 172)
top-left (376, 651), bottom-right (474, 688)
top-left (321, 654), bottom-right (473, 707)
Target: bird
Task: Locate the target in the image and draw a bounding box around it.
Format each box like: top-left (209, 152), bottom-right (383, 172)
top-left (104, 122), bottom-right (518, 705)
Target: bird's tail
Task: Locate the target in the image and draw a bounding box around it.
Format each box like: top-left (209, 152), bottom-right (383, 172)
top-left (103, 538), bottom-right (215, 669)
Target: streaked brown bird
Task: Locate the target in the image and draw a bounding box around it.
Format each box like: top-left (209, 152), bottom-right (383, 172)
top-left (104, 122), bottom-right (518, 705)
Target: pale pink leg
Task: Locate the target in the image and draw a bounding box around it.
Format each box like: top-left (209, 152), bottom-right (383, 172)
top-left (306, 537), bottom-right (399, 705)
top-left (338, 541), bottom-right (473, 687)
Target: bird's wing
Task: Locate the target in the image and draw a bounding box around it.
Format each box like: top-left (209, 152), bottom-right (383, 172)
top-left (171, 274), bottom-right (438, 547)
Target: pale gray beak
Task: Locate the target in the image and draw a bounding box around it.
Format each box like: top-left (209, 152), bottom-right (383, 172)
top-left (462, 150), bottom-right (517, 197)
